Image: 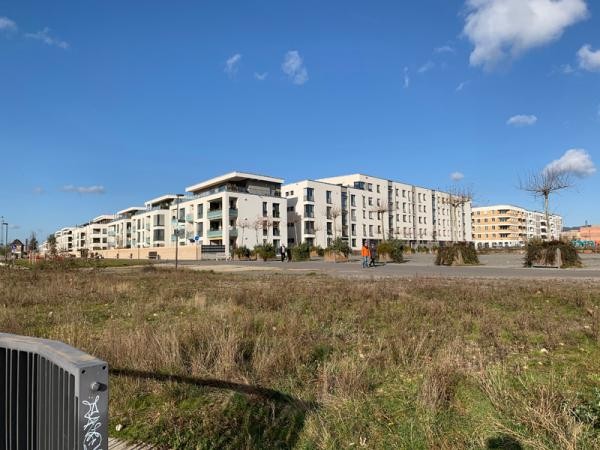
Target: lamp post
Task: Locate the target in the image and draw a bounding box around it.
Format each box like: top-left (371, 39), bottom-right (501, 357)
top-left (1, 218), bottom-right (8, 261)
top-left (174, 194), bottom-right (184, 270)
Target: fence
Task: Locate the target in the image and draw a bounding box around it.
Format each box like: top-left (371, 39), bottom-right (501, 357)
top-left (0, 333), bottom-right (108, 450)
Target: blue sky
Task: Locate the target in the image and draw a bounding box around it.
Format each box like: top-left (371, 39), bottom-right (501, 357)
top-left (0, 0), bottom-right (598, 241)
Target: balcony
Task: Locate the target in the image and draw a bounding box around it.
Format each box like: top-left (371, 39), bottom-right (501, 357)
top-left (207, 209), bottom-right (223, 219)
top-left (229, 208), bottom-right (238, 217)
top-left (185, 214), bottom-right (194, 223)
top-left (229, 228), bottom-right (238, 237)
top-left (207, 229), bottom-right (223, 238)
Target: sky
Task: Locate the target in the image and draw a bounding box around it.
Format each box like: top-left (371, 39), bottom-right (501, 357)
top-left (0, 0), bottom-right (599, 242)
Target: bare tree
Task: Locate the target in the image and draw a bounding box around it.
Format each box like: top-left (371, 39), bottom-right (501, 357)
top-left (236, 218), bottom-right (251, 247)
top-left (371, 204), bottom-right (388, 241)
top-left (323, 206), bottom-right (342, 238)
top-left (446, 186), bottom-right (473, 243)
top-left (519, 170), bottom-right (571, 240)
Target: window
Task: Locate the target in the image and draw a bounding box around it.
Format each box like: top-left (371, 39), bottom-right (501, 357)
top-left (368, 211), bottom-right (373, 219)
top-left (153, 214), bottom-right (165, 227)
top-left (326, 206), bottom-right (332, 220)
top-left (263, 202), bottom-right (268, 217)
top-left (304, 204), bottom-right (314, 218)
top-left (326, 222), bottom-right (333, 235)
top-left (326, 190), bottom-right (332, 204)
top-left (304, 221), bottom-right (315, 234)
top-left (197, 204), bottom-right (204, 219)
top-left (263, 221), bottom-right (268, 236)
top-left (369, 225), bottom-right (373, 236)
top-left (351, 224), bottom-right (356, 236)
top-left (367, 183), bottom-right (373, 192)
top-left (350, 194), bottom-right (356, 207)
top-left (368, 197), bottom-right (373, 206)
top-left (153, 229), bottom-right (165, 241)
top-left (287, 206), bottom-right (295, 212)
top-left (304, 187), bottom-right (314, 202)
top-left (196, 222), bottom-right (203, 236)
top-left (272, 203), bottom-right (280, 218)
top-left (179, 208), bottom-right (185, 222)
top-left (376, 185), bottom-right (380, 193)
top-left (376, 198), bottom-right (381, 207)
top-left (273, 222), bottom-right (280, 236)
top-left (363, 224), bottom-right (366, 235)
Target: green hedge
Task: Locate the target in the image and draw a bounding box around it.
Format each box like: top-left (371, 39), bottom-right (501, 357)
top-left (253, 244), bottom-right (276, 261)
top-left (377, 240), bottom-right (404, 263)
top-left (524, 239), bottom-right (581, 268)
top-left (435, 242), bottom-right (479, 266)
top-left (326, 238), bottom-right (351, 257)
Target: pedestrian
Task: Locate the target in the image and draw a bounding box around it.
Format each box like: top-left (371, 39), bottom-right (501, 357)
top-left (361, 242), bottom-right (370, 268)
top-left (286, 246), bottom-right (292, 262)
top-left (369, 244), bottom-right (377, 267)
top-left (280, 244), bottom-right (286, 262)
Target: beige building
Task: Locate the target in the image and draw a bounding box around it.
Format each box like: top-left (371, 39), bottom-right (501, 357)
top-left (472, 205), bottom-right (563, 248)
top-left (284, 174), bottom-right (472, 250)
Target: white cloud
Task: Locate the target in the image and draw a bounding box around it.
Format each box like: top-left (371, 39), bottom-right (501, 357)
top-left (544, 148), bottom-right (596, 177)
top-left (25, 28), bottom-right (69, 49)
top-left (61, 185), bottom-right (105, 194)
top-left (435, 45), bottom-right (455, 53)
top-left (463, 0), bottom-right (588, 70)
top-left (32, 187), bottom-right (45, 195)
top-left (224, 53), bottom-right (242, 77)
top-left (560, 63), bottom-right (576, 74)
top-left (282, 50), bottom-right (308, 85)
top-left (0, 16), bottom-right (17, 32)
top-left (450, 172), bottom-right (465, 181)
top-left (577, 44), bottom-right (600, 72)
top-left (507, 114), bottom-right (538, 126)
top-left (254, 72), bottom-right (268, 81)
top-left (403, 67), bottom-right (410, 88)
top-left (418, 61), bottom-right (435, 74)
top-left (456, 81), bottom-right (469, 92)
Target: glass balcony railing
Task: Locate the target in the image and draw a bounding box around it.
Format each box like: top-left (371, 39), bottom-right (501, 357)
top-left (229, 228), bottom-right (238, 237)
top-left (229, 208), bottom-right (238, 217)
top-left (185, 214), bottom-right (193, 223)
top-left (207, 209), bottom-right (222, 219)
top-left (207, 229), bottom-right (222, 238)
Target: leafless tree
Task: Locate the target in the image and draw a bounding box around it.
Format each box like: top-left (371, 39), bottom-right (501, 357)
top-left (446, 185), bottom-right (473, 243)
top-left (371, 204), bottom-right (388, 241)
top-left (236, 218), bottom-right (251, 246)
top-left (519, 170), bottom-right (571, 239)
top-left (323, 206), bottom-right (342, 238)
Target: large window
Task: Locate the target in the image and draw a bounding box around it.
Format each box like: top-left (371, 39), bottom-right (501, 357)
top-left (153, 229), bottom-right (165, 241)
top-left (153, 214), bottom-right (165, 227)
top-left (197, 204), bottom-right (204, 219)
top-left (304, 204), bottom-right (314, 218)
top-left (326, 190), bottom-right (332, 204)
top-left (272, 203), bottom-right (280, 218)
top-left (304, 187), bottom-right (314, 202)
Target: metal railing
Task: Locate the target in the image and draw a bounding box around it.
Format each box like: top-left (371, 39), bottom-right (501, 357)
top-left (1, 333), bottom-right (109, 450)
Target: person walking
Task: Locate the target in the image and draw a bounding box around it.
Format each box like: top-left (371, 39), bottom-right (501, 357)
top-left (361, 242), bottom-right (370, 268)
top-left (369, 244), bottom-right (377, 267)
top-left (280, 244), bottom-right (286, 262)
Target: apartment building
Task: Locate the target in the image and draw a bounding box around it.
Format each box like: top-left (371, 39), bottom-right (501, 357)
top-left (71, 215), bottom-right (115, 254)
top-left (283, 174), bottom-right (472, 250)
top-left (472, 205), bottom-right (563, 248)
top-left (107, 206), bottom-right (146, 250)
top-left (55, 227), bottom-right (75, 253)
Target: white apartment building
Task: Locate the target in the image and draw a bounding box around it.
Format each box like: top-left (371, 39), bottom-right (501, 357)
top-left (283, 174), bottom-right (472, 250)
top-left (55, 172), bottom-right (288, 258)
top-left (55, 227), bottom-right (75, 253)
top-left (472, 205), bottom-right (563, 248)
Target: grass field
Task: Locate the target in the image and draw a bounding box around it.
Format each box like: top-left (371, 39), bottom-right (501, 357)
top-left (1, 266), bottom-right (600, 449)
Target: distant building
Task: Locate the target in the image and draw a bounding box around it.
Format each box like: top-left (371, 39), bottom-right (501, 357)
top-left (472, 205), bottom-right (563, 248)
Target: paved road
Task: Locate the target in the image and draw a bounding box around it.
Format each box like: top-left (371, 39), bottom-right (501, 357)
top-left (165, 252), bottom-right (600, 280)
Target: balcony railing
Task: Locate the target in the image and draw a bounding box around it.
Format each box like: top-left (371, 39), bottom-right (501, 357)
top-left (207, 209), bottom-right (223, 220)
top-left (229, 208), bottom-right (238, 217)
top-left (185, 214), bottom-right (194, 223)
top-left (229, 228), bottom-right (238, 237)
top-left (207, 229), bottom-right (223, 238)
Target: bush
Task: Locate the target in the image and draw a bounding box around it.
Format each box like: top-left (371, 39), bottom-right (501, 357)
top-left (292, 243), bottom-right (311, 261)
top-left (417, 245), bottom-right (430, 254)
top-left (377, 240), bottom-right (404, 263)
top-left (326, 238), bottom-right (351, 257)
top-left (310, 245), bottom-right (325, 257)
top-left (253, 244), bottom-right (276, 262)
top-left (524, 239), bottom-right (581, 268)
top-left (234, 246), bottom-right (251, 259)
top-left (435, 242), bottom-right (479, 266)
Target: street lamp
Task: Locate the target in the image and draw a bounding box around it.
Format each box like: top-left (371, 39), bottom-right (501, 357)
top-left (1, 218), bottom-right (8, 261)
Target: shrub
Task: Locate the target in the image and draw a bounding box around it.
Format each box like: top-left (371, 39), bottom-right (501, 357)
top-left (524, 239), bottom-right (581, 268)
top-left (253, 244), bottom-right (276, 262)
top-left (435, 242), bottom-right (479, 266)
top-left (234, 246), bottom-right (251, 259)
top-left (310, 245), bottom-right (325, 257)
top-left (292, 243), bottom-right (311, 261)
top-left (326, 238), bottom-right (351, 257)
top-left (377, 240), bottom-right (404, 263)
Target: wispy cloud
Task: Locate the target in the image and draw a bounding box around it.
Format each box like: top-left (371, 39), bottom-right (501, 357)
top-left (577, 44), bottom-right (600, 72)
top-left (32, 187), bottom-right (45, 195)
top-left (224, 53), bottom-right (242, 77)
top-left (0, 16), bottom-right (17, 32)
top-left (61, 185), bottom-right (105, 194)
top-left (450, 171), bottom-right (465, 181)
top-left (455, 80), bottom-right (469, 92)
top-left (434, 45), bottom-right (455, 54)
top-left (418, 61), bottom-right (435, 74)
top-left (544, 149), bottom-right (596, 178)
top-left (25, 27), bottom-right (69, 49)
top-left (254, 72), bottom-right (268, 81)
top-left (403, 67), bottom-right (410, 88)
top-left (282, 50), bottom-right (309, 85)
top-left (507, 114), bottom-right (538, 126)
top-left (463, 0), bottom-right (588, 70)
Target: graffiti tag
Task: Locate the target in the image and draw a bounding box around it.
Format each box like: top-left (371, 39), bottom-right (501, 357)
top-left (82, 395), bottom-right (103, 450)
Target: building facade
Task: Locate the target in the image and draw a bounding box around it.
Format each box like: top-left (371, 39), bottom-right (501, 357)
top-left (472, 205), bottom-right (563, 248)
top-left (283, 174), bottom-right (472, 250)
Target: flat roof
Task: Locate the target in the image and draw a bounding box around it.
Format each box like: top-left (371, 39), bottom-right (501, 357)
top-left (91, 215), bottom-right (115, 223)
top-left (117, 206), bottom-right (146, 215)
top-left (185, 171), bottom-right (284, 193)
top-left (144, 194), bottom-right (179, 207)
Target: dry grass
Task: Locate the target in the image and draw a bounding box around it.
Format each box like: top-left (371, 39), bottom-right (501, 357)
top-left (1, 267), bottom-right (600, 449)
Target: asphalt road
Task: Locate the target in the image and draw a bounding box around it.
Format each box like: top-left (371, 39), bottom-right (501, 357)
top-left (165, 252), bottom-right (600, 280)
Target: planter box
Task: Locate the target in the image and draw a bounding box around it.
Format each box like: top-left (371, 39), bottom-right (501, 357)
top-left (324, 251), bottom-right (348, 263)
top-left (531, 248), bottom-right (562, 269)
